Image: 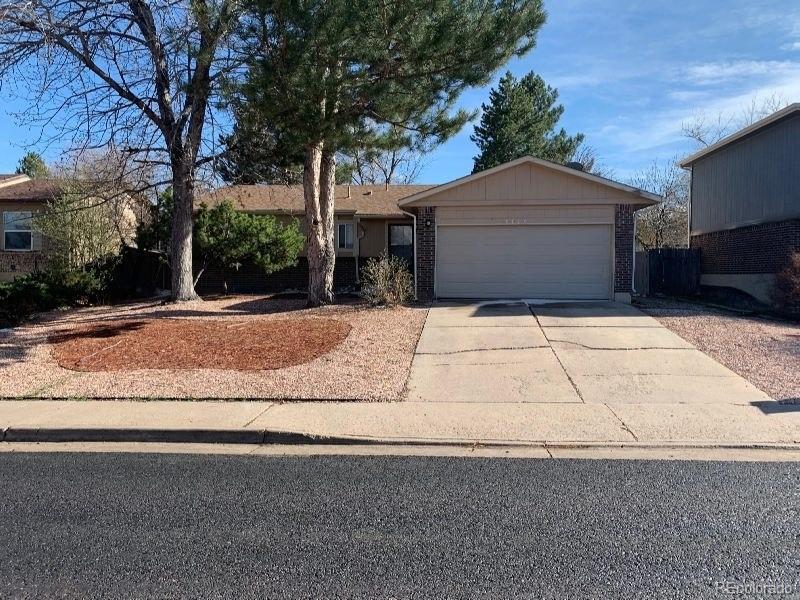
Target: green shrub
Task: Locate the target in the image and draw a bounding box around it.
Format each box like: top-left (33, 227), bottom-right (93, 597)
top-left (360, 252), bottom-right (414, 306)
top-left (0, 267), bottom-right (107, 327)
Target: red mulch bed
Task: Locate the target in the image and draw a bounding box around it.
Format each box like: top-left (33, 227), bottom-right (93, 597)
top-left (49, 318), bottom-right (352, 372)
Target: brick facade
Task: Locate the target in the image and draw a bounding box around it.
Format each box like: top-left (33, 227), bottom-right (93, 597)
top-left (614, 204), bottom-right (635, 294)
top-left (413, 206), bottom-right (436, 302)
top-left (0, 250), bottom-right (43, 279)
top-left (690, 219), bottom-right (800, 274)
top-left (195, 257), bottom-right (359, 295)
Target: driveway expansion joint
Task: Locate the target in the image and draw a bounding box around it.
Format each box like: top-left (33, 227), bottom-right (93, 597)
top-left (604, 404), bottom-right (639, 442)
top-left (420, 361), bottom-right (535, 367)
top-left (545, 341), bottom-right (699, 351)
top-left (529, 305), bottom-right (585, 403)
top-left (416, 345), bottom-right (550, 356)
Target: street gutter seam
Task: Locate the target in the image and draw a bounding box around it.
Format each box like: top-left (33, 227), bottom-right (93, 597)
top-left (1, 430), bottom-right (798, 452)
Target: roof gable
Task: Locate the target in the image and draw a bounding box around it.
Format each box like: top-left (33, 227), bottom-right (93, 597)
top-left (398, 156), bottom-right (659, 207)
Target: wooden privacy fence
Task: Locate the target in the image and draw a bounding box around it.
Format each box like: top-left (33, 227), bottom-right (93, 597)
top-left (635, 248), bottom-right (701, 297)
top-left (634, 251), bottom-right (649, 296)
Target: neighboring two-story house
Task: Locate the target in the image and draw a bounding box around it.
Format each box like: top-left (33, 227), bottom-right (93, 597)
top-left (680, 104), bottom-right (800, 305)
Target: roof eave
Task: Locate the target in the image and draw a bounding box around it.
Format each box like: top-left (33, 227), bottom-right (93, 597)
top-left (0, 174), bottom-right (30, 190)
top-left (680, 103), bottom-right (800, 167)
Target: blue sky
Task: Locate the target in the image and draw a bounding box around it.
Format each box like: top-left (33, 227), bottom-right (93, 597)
top-left (416, 0), bottom-right (800, 183)
top-left (1, 0), bottom-right (799, 184)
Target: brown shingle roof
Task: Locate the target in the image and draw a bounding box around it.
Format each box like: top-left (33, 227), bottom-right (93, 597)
top-left (0, 178), bottom-right (64, 201)
top-left (200, 184), bottom-right (434, 218)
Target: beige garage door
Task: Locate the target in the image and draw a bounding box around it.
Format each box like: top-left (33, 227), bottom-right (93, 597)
top-left (437, 224), bottom-right (612, 299)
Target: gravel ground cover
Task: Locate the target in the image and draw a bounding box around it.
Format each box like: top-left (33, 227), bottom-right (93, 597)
top-left (0, 295), bottom-right (428, 400)
top-left (639, 298), bottom-right (800, 401)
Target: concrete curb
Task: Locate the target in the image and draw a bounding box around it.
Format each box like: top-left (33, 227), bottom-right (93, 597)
top-left (0, 427), bottom-right (367, 445)
top-left (2, 426), bottom-right (799, 452)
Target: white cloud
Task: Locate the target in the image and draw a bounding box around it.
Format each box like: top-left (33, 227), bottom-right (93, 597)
top-left (682, 60), bottom-right (800, 85)
top-left (782, 41), bottom-right (800, 51)
top-left (598, 63), bottom-right (800, 157)
top-left (668, 90), bottom-right (711, 103)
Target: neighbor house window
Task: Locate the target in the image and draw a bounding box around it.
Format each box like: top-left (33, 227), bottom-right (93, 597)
top-left (338, 222), bottom-right (354, 250)
top-left (3, 211), bottom-right (33, 251)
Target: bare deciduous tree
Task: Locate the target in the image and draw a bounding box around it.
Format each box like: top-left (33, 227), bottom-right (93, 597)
top-left (49, 149), bottom-right (153, 243)
top-left (33, 186), bottom-right (133, 271)
top-left (570, 145), bottom-right (615, 179)
top-left (0, 0), bottom-right (244, 301)
top-left (630, 158), bottom-right (689, 250)
top-left (682, 93), bottom-right (789, 149)
top-left (344, 146), bottom-right (427, 186)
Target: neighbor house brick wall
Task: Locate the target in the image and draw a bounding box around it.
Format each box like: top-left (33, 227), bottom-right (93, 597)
top-left (614, 204), bottom-right (634, 294)
top-left (0, 250), bottom-right (42, 278)
top-left (690, 219), bottom-right (800, 274)
top-left (414, 206), bottom-right (436, 302)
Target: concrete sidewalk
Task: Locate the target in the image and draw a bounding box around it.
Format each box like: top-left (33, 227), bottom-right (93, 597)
top-left (0, 399), bottom-right (798, 448)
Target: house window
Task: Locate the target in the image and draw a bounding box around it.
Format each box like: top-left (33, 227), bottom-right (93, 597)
top-left (338, 222), bottom-right (354, 250)
top-left (388, 224), bottom-right (414, 266)
top-left (3, 211), bottom-right (33, 251)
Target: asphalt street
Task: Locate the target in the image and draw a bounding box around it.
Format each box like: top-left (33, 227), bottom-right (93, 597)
top-left (0, 452), bottom-right (798, 599)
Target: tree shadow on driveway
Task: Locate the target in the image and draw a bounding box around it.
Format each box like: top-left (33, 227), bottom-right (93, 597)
top-left (751, 400), bottom-right (800, 415)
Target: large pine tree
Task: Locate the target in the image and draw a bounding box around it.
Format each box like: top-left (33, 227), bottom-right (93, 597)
top-left (233, 0), bottom-right (546, 305)
top-left (471, 71), bottom-right (584, 173)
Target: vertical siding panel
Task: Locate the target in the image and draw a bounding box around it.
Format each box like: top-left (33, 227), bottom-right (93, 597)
top-left (691, 114), bottom-right (800, 233)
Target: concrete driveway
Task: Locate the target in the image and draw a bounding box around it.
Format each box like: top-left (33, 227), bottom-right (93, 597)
top-left (407, 301), bottom-right (771, 404)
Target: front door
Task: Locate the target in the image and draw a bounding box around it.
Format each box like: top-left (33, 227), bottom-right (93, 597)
top-left (388, 224), bottom-right (414, 268)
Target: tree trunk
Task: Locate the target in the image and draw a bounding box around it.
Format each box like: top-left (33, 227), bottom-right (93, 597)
top-left (170, 166), bottom-right (200, 302)
top-left (304, 143), bottom-right (336, 306)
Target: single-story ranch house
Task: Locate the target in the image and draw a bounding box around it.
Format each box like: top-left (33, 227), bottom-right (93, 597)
top-left (0, 174), bottom-right (140, 282)
top-left (680, 103), bottom-right (800, 305)
top-left (202, 156), bottom-right (659, 301)
top-left (0, 175), bottom-right (59, 281)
